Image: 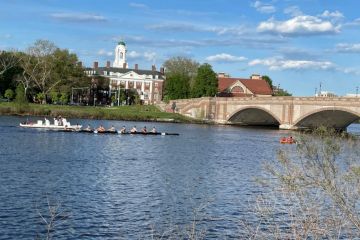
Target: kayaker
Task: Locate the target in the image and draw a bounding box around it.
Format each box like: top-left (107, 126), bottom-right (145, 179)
top-left (141, 126), bottom-right (147, 133)
top-left (97, 125), bottom-right (105, 132)
top-left (130, 126), bottom-right (137, 133)
top-left (151, 127), bottom-right (157, 133)
top-left (120, 126), bottom-right (126, 133)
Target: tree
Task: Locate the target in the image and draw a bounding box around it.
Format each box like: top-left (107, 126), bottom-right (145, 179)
top-left (191, 63), bottom-right (217, 98)
top-left (262, 75), bottom-right (273, 90)
top-left (15, 84), bottom-right (28, 104)
top-left (164, 73), bottom-right (190, 100)
top-left (0, 50), bottom-right (21, 76)
top-left (164, 56), bottom-right (199, 88)
top-left (21, 40), bottom-right (58, 103)
top-left (4, 88), bottom-right (14, 101)
top-left (246, 127), bottom-right (360, 238)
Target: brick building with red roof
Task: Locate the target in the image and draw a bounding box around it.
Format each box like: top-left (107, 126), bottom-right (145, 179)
top-left (217, 73), bottom-right (273, 97)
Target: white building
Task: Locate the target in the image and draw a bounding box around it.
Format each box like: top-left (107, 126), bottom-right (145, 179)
top-left (85, 42), bottom-right (165, 105)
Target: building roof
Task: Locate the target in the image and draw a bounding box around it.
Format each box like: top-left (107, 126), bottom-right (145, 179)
top-left (218, 77), bottom-right (273, 95)
top-left (86, 66), bottom-right (165, 79)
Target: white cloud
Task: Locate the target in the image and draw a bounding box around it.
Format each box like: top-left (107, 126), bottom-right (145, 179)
top-left (249, 57), bottom-right (334, 70)
top-left (127, 50), bottom-right (141, 58)
top-left (320, 10), bottom-right (344, 19)
top-left (127, 50), bottom-right (157, 63)
top-left (205, 53), bottom-right (247, 63)
top-left (252, 1), bottom-right (276, 14)
top-left (50, 12), bottom-right (107, 22)
top-left (97, 49), bottom-right (113, 57)
top-left (129, 2), bottom-right (148, 9)
top-left (284, 6), bottom-right (303, 17)
top-left (144, 51), bottom-right (156, 62)
top-left (147, 22), bottom-right (246, 36)
top-left (335, 43), bottom-right (360, 53)
top-left (257, 15), bottom-right (340, 36)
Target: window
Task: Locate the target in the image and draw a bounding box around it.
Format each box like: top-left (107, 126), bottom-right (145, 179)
top-left (231, 86), bottom-right (244, 93)
top-left (120, 52), bottom-right (123, 59)
top-left (155, 82), bottom-right (158, 87)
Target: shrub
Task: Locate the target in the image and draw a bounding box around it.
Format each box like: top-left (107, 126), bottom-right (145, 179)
top-left (4, 89), bottom-right (14, 101)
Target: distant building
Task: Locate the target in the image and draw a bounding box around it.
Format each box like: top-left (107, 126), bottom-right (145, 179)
top-left (344, 93), bottom-right (359, 98)
top-left (85, 42), bottom-right (165, 105)
top-left (217, 74), bottom-right (273, 97)
top-left (315, 91), bottom-right (337, 97)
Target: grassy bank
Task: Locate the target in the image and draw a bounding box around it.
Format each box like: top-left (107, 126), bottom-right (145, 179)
top-left (0, 102), bottom-right (200, 123)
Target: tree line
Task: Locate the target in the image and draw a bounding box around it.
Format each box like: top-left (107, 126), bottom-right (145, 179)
top-left (0, 39), bottom-right (92, 104)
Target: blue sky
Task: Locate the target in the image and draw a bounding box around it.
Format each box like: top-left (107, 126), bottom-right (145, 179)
top-left (1, 0), bottom-right (360, 96)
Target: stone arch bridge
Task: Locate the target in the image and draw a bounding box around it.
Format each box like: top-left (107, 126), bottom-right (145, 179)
top-left (166, 97), bottom-right (360, 130)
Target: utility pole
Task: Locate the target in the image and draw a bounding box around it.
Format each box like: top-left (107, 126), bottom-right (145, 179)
top-left (315, 87), bottom-right (317, 96)
top-left (319, 82), bottom-right (322, 96)
top-left (356, 86), bottom-right (359, 97)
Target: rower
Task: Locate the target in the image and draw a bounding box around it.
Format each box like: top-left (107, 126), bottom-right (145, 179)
top-left (108, 125), bottom-right (116, 132)
top-left (141, 126), bottom-right (147, 133)
top-left (97, 125), bottom-right (105, 132)
top-left (85, 125), bottom-right (92, 131)
top-left (151, 126), bottom-right (157, 133)
top-left (120, 126), bottom-right (126, 134)
top-left (130, 126), bottom-right (137, 133)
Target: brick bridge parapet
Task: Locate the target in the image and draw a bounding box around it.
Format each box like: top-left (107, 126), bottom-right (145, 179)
top-left (162, 96), bottom-right (360, 129)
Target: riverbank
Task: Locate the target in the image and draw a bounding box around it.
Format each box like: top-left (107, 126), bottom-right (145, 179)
top-left (0, 102), bottom-right (202, 123)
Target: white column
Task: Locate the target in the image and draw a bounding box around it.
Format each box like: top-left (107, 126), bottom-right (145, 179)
top-left (125, 80), bottom-right (129, 89)
top-left (149, 81), bottom-right (153, 102)
top-left (141, 81), bottom-right (145, 93)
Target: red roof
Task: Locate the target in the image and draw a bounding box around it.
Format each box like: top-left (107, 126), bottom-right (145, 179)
top-left (218, 77), bottom-right (273, 95)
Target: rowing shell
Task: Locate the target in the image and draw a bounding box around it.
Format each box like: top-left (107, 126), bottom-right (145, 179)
top-left (58, 129), bottom-right (179, 136)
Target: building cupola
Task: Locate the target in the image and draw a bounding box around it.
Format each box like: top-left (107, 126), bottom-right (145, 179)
top-left (113, 41), bottom-right (128, 68)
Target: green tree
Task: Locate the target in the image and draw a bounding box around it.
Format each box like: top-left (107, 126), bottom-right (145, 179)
top-left (164, 73), bottom-right (190, 100)
top-left (15, 84), bottom-right (28, 104)
top-left (50, 91), bottom-right (59, 104)
top-left (4, 88), bottom-right (14, 101)
top-left (59, 92), bottom-right (69, 105)
top-left (262, 75), bottom-right (273, 89)
top-left (163, 56), bottom-right (199, 87)
top-left (191, 63), bottom-right (218, 98)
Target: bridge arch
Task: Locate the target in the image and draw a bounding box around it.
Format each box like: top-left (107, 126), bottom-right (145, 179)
top-left (293, 107), bottom-right (360, 130)
top-left (227, 106), bottom-right (281, 126)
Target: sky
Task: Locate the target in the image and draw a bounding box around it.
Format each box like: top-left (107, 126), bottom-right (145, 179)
top-left (1, 0), bottom-right (360, 96)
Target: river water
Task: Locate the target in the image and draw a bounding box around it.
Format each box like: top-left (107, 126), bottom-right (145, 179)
top-left (0, 116), bottom-right (359, 239)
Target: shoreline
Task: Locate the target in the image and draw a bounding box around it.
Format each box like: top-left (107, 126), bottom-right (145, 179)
top-left (0, 102), bottom-right (205, 124)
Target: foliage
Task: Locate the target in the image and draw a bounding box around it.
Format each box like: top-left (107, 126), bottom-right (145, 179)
top-left (163, 56), bottom-right (199, 87)
top-left (246, 127), bottom-right (360, 239)
top-left (261, 75), bottom-right (273, 90)
top-left (15, 84), bottom-right (28, 105)
top-left (50, 91), bottom-right (59, 104)
top-left (164, 73), bottom-right (190, 100)
top-left (36, 92), bottom-right (45, 103)
top-left (274, 88), bottom-right (292, 96)
top-left (59, 92), bottom-right (69, 105)
top-left (4, 89), bottom-right (14, 100)
top-left (191, 63), bottom-right (217, 98)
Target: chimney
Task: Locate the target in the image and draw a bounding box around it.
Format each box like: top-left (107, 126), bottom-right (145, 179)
top-left (152, 64), bottom-right (156, 72)
top-left (160, 67), bottom-right (164, 74)
top-left (78, 61), bottom-right (82, 68)
top-left (135, 63), bottom-right (138, 70)
top-left (106, 61), bottom-right (111, 68)
top-left (250, 74), bottom-right (262, 80)
top-left (93, 61), bottom-right (98, 69)
top-left (123, 62), bottom-right (127, 69)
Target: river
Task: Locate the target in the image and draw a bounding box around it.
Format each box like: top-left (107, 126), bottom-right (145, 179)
top-left (0, 116), bottom-right (359, 239)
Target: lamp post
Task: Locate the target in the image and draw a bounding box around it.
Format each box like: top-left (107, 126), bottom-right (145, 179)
top-left (117, 85), bottom-right (120, 106)
top-left (315, 87), bottom-right (317, 97)
top-left (356, 86), bottom-right (359, 98)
